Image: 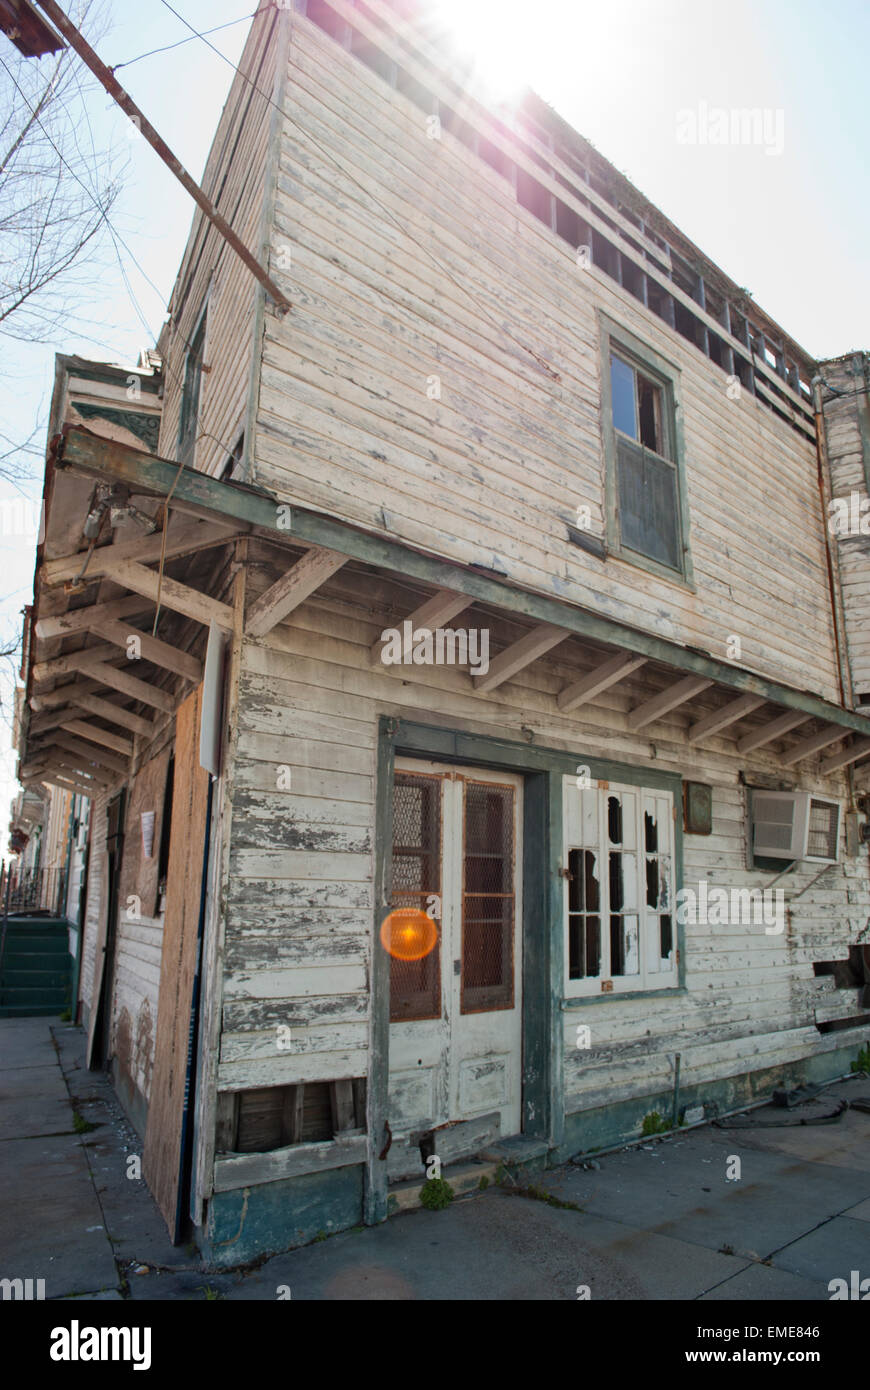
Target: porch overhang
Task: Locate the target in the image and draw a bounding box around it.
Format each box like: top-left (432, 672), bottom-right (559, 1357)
top-left (27, 423), bottom-right (870, 789)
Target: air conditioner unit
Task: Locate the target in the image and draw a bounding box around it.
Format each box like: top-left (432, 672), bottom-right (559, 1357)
top-left (752, 791), bottom-right (840, 863)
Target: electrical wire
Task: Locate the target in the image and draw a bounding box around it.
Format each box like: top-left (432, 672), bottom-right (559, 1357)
top-left (0, 52), bottom-right (241, 635)
top-left (110, 9), bottom-right (263, 73)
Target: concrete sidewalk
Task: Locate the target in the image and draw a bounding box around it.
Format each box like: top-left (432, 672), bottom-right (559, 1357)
top-left (1, 1016), bottom-right (869, 1300)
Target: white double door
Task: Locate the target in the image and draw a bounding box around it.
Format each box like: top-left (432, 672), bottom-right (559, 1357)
top-left (387, 758), bottom-right (523, 1143)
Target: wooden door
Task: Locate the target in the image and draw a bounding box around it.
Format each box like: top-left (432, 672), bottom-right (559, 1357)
top-left (143, 686), bottom-right (210, 1239)
top-left (387, 759), bottom-right (522, 1172)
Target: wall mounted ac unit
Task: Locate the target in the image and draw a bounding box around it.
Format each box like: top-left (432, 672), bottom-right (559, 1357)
top-left (752, 791), bottom-right (840, 863)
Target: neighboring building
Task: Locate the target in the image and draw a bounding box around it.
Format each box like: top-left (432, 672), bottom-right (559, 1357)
top-left (12, 0), bottom-right (870, 1261)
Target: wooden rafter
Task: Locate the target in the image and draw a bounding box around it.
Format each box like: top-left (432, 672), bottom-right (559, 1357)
top-left (737, 710), bottom-right (812, 754)
top-left (557, 652), bottom-right (647, 713)
top-left (41, 518), bottom-right (239, 587)
top-left (246, 547), bottom-right (348, 638)
top-left (81, 661), bottom-right (175, 714)
top-left (820, 738), bottom-right (870, 774)
top-left (96, 555), bottom-right (235, 630)
top-left (59, 719), bottom-right (134, 758)
top-left (688, 693), bottom-right (766, 744)
top-left (627, 675), bottom-right (712, 731)
top-left (34, 594), bottom-right (150, 641)
top-left (54, 733), bottom-right (129, 775)
top-left (370, 589), bottom-right (468, 665)
top-left (86, 617), bottom-right (201, 683)
top-left (780, 725), bottom-right (846, 768)
top-left (473, 623), bottom-right (568, 694)
top-left (73, 693), bottom-right (156, 739)
top-left (32, 643), bottom-right (118, 684)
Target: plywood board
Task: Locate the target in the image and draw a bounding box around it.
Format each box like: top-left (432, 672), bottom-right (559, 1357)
top-left (117, 746), bottom-right (171, 921)
top-left (143, 686), bottom-right (210, 1237)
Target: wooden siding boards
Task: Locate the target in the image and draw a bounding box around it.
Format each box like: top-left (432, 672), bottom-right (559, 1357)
top-left (157, 4), bottom-right (281, 481)
top-left (213, 570), bottom-right (869, 1214)
top-left (249, 16), bottom-right (839, 702)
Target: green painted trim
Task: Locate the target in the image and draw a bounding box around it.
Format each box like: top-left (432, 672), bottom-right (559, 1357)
top-left (600, 309), bottom-right (695, 589)
top-left (201, 1163), bottom-right (364, 1267)
top-left (366, 720), bottom-right (395, 1225)
top-left (244, 3), bottom-right (292, 485)
top-left (378, 720), bottom-right (563, 1151)
top-left (54, 429), bottom-right (870, 739)
top-left (554, 1035), bottom-right (868, 1164)
top-left (391, 718), bottom-right (683, 792)
top-left (563, 986), bottom-right (687, 1009)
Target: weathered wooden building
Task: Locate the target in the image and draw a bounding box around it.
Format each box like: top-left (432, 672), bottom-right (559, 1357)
top-left (14, 0), bottom-right (870, 1262)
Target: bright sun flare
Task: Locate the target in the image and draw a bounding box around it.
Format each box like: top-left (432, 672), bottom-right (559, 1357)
top-left (429, 0), bottom-right (534, 103)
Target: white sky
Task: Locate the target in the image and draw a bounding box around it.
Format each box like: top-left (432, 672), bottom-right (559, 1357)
top-left (2, 0), bottom-right (868, 852)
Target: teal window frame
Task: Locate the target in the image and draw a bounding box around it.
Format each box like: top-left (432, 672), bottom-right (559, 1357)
top-left (599, 312), bottom-right (694, 588)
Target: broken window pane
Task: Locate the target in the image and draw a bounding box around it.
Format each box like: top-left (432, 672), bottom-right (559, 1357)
top-left (608, 795), bottom-right (622, 844)
top-left (610, 354), bottom-right (636, 438)
top-left (637, 374), bottom-right (662, 453)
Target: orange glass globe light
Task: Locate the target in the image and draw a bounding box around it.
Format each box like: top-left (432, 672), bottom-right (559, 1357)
top-left (380, 907), bottom-right (438, 961)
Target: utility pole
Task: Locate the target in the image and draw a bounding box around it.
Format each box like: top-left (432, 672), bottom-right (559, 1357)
top-left (32, 0), bottom-right (291, 314)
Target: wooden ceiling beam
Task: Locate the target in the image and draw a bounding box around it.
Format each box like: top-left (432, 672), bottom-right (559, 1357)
top-left (80, 661), bottom-right (175, 714)
top-left (35, 594), bottom-right (150, 641)
top-left (42, 519), bottom-right (239, 586)
top-left (780, 724), bottom-right (847, 768)
top-left (820, 738), bottom-right (870, 774)
top-left (370, 588), bottom-right (469, 665)
top-left (473, 624), bottom-right (568, 693)
top-left (688, 693), bottom-right (766, 744)
top-left (53, 733), bottom-right (129, 775)
top-left (737, 710), bottom-right (812, 754)
top-left (73, 693), bottom-right (156, 739)
top-left (85, 616), bottom-right (201, 683)
top-left (246, 547), bottom-right (348, 638)
top-left (31, 643), bottom-right (118, 685)
top-left (96, 555), bottom-right (235, 630)
top-left (59, 719), bottom-right (134, 758)
top-left (627, 675), bottom-right (712, 731)
top-left (557, 652), bottom-right (647, 712)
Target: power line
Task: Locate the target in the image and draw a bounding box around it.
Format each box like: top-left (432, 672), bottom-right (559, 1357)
top-left (157, 0), bottom-right (561, 383)
top-left (110, 9), bottom-right (263, 73)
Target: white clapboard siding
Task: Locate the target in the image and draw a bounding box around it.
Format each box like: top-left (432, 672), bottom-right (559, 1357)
top-left (157, 7), bottom-right (280, 481)
top-left (247, 19), bottom-right (839, 700)
top-left (215, 568), bottom-right (869, 1111)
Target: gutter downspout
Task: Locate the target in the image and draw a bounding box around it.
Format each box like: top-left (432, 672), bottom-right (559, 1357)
top-left (813, 377), bottom-right (854, 711)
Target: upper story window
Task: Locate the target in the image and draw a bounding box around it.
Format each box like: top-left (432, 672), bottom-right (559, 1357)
top-left (601, 315), bottom-right (693, 585)
top-left (177, 309), bottom-right (206, 466)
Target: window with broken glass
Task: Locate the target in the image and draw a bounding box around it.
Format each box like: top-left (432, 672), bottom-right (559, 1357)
top-left (602, 320), bottom-right (690, 582)
top-left (563, 777), bottom-right (677, 996)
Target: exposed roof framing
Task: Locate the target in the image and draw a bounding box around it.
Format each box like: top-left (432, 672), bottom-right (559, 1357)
top-left (25, 425), bottom-right (870, 789)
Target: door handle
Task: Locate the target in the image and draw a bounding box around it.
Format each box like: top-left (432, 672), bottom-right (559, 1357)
top-left (453, 959), bottom-right (461, 976)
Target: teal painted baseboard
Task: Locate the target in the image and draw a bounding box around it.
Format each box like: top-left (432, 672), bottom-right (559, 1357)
top-left (200, 1164), bottom-right (365, 1269)
top-left (555, 1039), bottom-right (868, 1164)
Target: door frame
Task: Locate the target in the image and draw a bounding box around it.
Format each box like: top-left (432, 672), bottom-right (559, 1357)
top-left (366, 716), bottom-right (684, 1225)
top-left (388, 757), bottom-right (525, 1140)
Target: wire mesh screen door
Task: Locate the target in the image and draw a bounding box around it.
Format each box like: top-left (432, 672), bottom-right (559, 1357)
top-left (389, 771), bottom-right (443, 1021)
top-left (461, 780), bottom-right (516, 1013)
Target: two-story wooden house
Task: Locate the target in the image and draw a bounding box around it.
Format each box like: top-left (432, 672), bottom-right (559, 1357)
top-left (15, 0), bottom-right (870, 1263)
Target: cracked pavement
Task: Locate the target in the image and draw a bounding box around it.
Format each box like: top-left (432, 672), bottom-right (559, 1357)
top-left (1, 1016), bottom-right (869, 1300)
